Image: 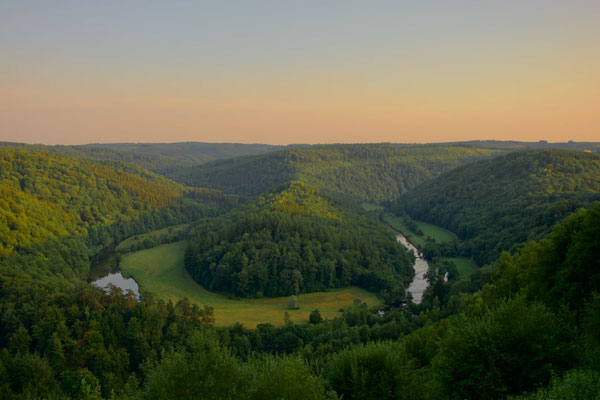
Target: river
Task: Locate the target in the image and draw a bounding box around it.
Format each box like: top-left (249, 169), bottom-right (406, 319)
top-left (90, 234), bottom-right (426, 304)
top-left (396, 234), bottom-right (429, 304)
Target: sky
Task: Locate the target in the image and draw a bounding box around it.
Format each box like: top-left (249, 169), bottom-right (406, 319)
top-left (1, 1), bottom-right (598, 145)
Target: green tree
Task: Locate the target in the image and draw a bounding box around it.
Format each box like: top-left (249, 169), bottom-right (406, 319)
top-left (309, 309), bottom-right (323, 324)
top-left (433, 296), bottom-right (577, 399)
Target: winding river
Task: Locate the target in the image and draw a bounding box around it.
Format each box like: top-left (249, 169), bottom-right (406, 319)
top-left (91, 233), bottom-right (427, 305)
top-left (396, 234), bottom-right (429, 304)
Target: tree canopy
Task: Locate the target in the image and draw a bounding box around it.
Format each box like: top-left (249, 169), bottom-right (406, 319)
top-left (185, 181), bottom-right (414, 303)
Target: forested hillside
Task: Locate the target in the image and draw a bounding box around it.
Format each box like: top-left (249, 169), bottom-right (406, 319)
top-left (0, 142), bottom-right (287, 173)
top-left (0, 149), bottom-right (235, 398)
top-left (186, 181), bottom-right (414, 303)
top-left (393, 150), bottom-right (600, 264)
top-left (170, 144), bottom-right (498, 202)
top-left (0, 148), bottom-right (191, 256)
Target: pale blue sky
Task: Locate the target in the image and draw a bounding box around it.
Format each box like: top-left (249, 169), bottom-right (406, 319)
top-left (1, 1), bottom-right (598, 144)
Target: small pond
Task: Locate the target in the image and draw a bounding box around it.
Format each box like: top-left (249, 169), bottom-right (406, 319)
top-left (92, 272), bottom-right (140, 300)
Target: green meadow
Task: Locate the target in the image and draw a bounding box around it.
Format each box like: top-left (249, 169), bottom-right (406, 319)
top-left (441, 257), bottom-right (477, 278)
top-left (120, 240), bottom-right (381, 327)
top-left (382, 213), bottom-right (455, 247)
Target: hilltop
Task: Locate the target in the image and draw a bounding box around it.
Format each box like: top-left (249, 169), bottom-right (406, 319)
top-left (185, 181), bottom-right (414, 304)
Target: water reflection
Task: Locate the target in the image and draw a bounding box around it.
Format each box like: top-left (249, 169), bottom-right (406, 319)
top-left (92, 272), bottom-right (140, 300)
top-left (396, 234), bottom-right (429, 304)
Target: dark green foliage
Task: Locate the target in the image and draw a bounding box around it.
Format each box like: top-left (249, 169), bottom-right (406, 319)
top-left (185, 182), bottom-right (413, 302)
top-left (582, 293), bottom-right (600, 347)
top-left (140, 331), bottom-right (331, 400)
top-left (140, 331), bottom-right (246, 399)
top-left (325, 341), bottom-right (423, 400)
top-left (490, 204), bottom-right (600, 310)
top-left (508, 369), bottom-right (600, 400)
top-left (433, 296), bottom-right (577, 399)
top-left (244, 356), bottom-right (333, 400)
top-left (171, 144), bottom-right (497, 202)
top-left (0, 280), bottom-right (215, 399)
top-left (309, 309), bottom-right (323, 324)
top-left (394, 150), bottom-right (600, 264)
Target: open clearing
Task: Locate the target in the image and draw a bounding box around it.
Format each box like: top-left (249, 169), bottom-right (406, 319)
top-left (441, 257), bottom-right (477, 278)
top-left (383, 213), bottom-right (455, 247)
top-left (120, 241), bottom-right (381, 327)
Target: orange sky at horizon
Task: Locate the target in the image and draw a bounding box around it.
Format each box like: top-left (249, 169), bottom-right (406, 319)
top-left (1, 2), bottom-right (598, 145)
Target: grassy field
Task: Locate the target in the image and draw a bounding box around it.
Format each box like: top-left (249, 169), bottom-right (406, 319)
top-left (383, 213), bottom-right (455, 247)
top-left (120, 241), bottom-right (381, 327)
top-left (441, 257), bottom-right (477, 278)
top-left (116, 223), bottom-right (189, 251)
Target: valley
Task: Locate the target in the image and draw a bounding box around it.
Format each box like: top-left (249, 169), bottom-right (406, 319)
top-left (0, 141), bottom-right (599, 399)
top-left (4, 3), bottom-right (600, 397)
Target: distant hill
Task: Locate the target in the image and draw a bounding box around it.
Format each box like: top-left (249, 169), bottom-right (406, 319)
top-left (185, 181), bottom-right (413, 303)
top-left (447, 140), bottom-right (600, 153)
top-left (170, 144), bottom-right (499, 203)
top-left (0, 141), bottom-right (289, 172)
top-left (392, 149), bottom-right (600, 264)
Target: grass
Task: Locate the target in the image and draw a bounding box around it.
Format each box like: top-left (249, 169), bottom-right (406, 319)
top-left (382, 213), bottom-right (477, 280)
top-left (383, 213), bottom-right (455, 247)
top-left (120, 240), bottom-right (381, 327)
top-left (441, 257), bottom-right (477, 278)
top-left (116, 223), bottom-right (189, 251)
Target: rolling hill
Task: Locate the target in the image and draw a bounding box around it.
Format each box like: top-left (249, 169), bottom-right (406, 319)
top-left (392, 149), bottom-right (600, 264)
top-left (185, 181), bottom-right (414, 304)
top-left (0, 141), bottom-right (289, 173)
top-left (169, 144), bottom-right (499, 203)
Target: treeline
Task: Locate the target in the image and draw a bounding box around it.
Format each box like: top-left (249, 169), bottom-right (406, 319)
top-left (186, 182), bottom-right (414, 304)
top-left (170, 144), bottom-right (498, 202)
top-left (0, 141), bottom-right (287, 173)
top-left (448, 139), bottom-right (600, 153)
top-left (393, 149), bottom-right (600, 264)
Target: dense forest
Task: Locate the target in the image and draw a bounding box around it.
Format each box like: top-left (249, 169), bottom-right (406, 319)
top-left (2, 201), bottom-right (598, 399)
top-left (185, 181), bottom-right (414, 303)
top-left (0, 149), bottom-right (193, 256)
top-left (393, 149), bottom-right (600, 264)
top-left (170, 144), bottom-right (498, 202)
top-left (1, 144), bottom-right (600, 399)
